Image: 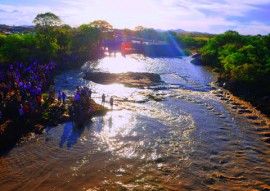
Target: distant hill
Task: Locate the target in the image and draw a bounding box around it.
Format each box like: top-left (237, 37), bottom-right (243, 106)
top-left (156, 28), bottom-right (212, 35)
top-left (156, 28), bottom-right (187, 33)
top-left (168, 29), bottom-right (187, 33)
top-left (0, 24), bottom-right (34, 34)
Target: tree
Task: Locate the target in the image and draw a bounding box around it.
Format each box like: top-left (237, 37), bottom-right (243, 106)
top-left (90, 20), bottom-right (113, 32)
top-left (122, 28), bottom-right (135, 37)
top-left (54, 24), bottom-right (73, 51)
top-left (135, 26), bottom-right (144, 31)
top-left (136, 28), bottom-right (159, 40)
top-left (32, 12), bottom-right (62, 62)
top-left (70, 24), bottom-right (101, 61)
top-left (90, 20), bottom-right (113, 40)
top-left (0, 33), bottom-right (38, 63)
top-left (33, 12), bottom-right (62, 27)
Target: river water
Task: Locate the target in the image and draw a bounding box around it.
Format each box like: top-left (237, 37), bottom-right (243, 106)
top-left (1, 53), bottom-right (270, 191)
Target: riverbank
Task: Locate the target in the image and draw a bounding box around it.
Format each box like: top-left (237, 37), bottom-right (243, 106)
top-left (0, 97), bottom-right (107, 154)
top-left (191, 54), bottom-right (270, 118)
top-left (216, 76), bottom-right (270, 118)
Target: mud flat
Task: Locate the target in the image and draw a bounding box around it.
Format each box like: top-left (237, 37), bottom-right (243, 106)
top-left (83, 72), bottom-right (163, 87)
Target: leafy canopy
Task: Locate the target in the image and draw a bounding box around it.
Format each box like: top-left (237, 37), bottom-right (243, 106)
top-left (33, 12), bottom-right (62, 27)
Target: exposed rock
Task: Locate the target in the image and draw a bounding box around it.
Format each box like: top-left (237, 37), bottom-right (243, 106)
top-left (191, 53), bottom-right (201, 59)
top-left (84, 72), bottom-right (163, 88)
top-left (246, 115), bottom-right (259, 120)
top-left (191, 59), bottom-right (202, 65)
top-left (191, 54), bottom-right (202, 65)
top-left (238, 109), bottom-right (252, 114)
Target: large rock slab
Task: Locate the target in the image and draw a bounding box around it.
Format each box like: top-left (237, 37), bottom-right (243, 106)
top-left (84, 72), bottom-right (163, 87)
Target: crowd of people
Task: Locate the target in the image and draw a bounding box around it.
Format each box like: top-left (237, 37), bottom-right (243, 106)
top-left (0, 60), bottom-right (115, 126)
top-left (0, 61), bottom-right (55, 124)
top-left (69, 87), bottom-right (114, 123)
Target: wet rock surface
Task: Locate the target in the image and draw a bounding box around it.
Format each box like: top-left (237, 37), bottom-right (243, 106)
top-left (83, 72), bottom-right (163, 87)
top-left (190, 53), bottom-right (203, 65)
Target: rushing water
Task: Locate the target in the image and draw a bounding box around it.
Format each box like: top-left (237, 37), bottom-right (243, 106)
top-left (1, 53), bottom-right (270, 191)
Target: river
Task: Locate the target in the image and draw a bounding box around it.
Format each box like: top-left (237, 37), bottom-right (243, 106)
top-left (0, 53), bottom-right (270, 191)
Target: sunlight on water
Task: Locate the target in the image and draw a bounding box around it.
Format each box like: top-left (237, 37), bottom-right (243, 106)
top-left (98, 111), bottom-right (136, 138)
top-left (88, 53), bottom-right (146, 73)
top-left (91, 83), bottom-right (138, 100)
top-left (94, 111), bottom-right (139, 159)
top-left (2, 54), bottom-right (270, 191)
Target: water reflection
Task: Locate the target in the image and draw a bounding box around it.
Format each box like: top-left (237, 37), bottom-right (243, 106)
top-left (2, 55), bottom-right (270, 190)
top-left (59, 123), bottom-right (86, 149)
top-left (86, 52), bottom-right (146, 73)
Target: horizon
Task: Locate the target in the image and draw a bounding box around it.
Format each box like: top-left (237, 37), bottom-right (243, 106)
top-left (0, 0), bottom-right (270, 35)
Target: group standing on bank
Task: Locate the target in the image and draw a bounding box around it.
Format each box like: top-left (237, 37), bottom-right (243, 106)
top-left (0, 60), bottom-right (114, 126)
top-left (0, 61), bottom-right (55, 124)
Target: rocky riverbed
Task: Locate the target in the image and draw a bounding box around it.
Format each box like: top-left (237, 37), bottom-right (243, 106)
top-left (83, 72), bottom-right (163, 88)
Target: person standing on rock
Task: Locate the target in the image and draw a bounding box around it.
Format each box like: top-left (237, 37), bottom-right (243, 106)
top-left (58, 91), bottom-right (62, 103)
top-left (109, 96), bottom-right (114, 110)
top-left (49, 85), bottom-right (55, 101)
top-left (62, 91), bottom-right (66, 104)
top-left (101, 93), bottom-right (106, 108)
top-left (89, 89), bottom-right (92, 101)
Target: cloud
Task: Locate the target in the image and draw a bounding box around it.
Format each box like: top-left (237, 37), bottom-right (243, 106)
top-left (0, 4), bottom-right (52, 25)
top-left (0, 7), bottom-right (21, 14)
top-left (234, 21), bottom-right (270, 35)
top-left (156, 0), bottom-right (270, 34)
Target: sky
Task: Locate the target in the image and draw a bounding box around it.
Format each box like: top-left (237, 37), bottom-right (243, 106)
top-left (0, 0), bottom-right (270, 35)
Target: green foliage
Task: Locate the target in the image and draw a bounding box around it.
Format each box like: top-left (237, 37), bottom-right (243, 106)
top-left (0, 33), bottom-right (38, 63)
top-left (0, 12), bottom-right (104, 65)
top-left (135, 28), bottom-right (161, 41)
top-left (90, 20), bottom-right (112, 30)
top-left (183, 49), bottom-right (192, 56)
top-left (42, 111), bottom-right (49, 120)
top-left (42, 93), bottom-right (50, 109)
top-left (165, 32), bottom-right (208, 52)
top-left (33, 12), bottom-right (62, 27)
top-left (90, 20), bottom-right (113, 40)
top-left (71, 24), bottom-right (101, 60)
top-left (200, 30), bottom-right (270, 84)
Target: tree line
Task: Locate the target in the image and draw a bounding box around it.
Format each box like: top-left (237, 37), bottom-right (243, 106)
top-left (1, 12), bottom-right (269, 93)
top-left (199, 30), bottom-right (270, 95)
top-left (0, 12), bottom-right (111, 69)
top-left (0, 12), bottom-right (209, 68)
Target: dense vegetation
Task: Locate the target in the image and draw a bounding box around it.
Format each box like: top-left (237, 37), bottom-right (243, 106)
top-left (0, 12), bottom-right (108, 69)
top-left (166, 32), bottom-right (209, 55)
top-left (200, 31), bottom-right (270, 86)
top-left (1, 12), bottom-right (269, 99)
top-left (0, 12), bottom-right (209, 67)
top-left (199, 30), bottom-right (270, 115)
